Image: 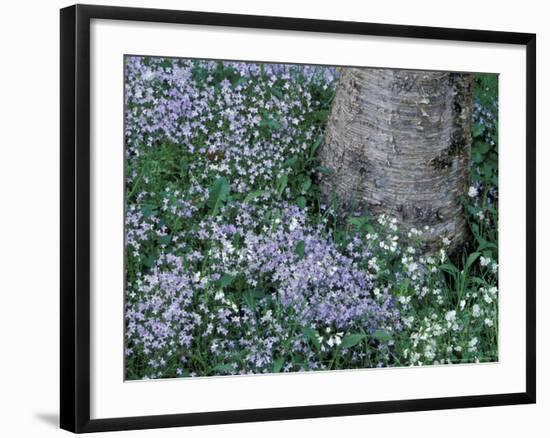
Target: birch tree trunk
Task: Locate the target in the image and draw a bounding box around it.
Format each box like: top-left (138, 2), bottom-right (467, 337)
top-left (319, 68), bottom-right (474, 252)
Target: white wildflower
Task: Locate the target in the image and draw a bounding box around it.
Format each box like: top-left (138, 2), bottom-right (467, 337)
top-left (420, 286), bottom-right (429, 298)
top-left (398, 295), bottom-right (411, 305)
top-left (403, 316), bottom-right (414, 328)
top-left (288, 217), bottom-right (299, 231)
top-left (468, 186), bottom-right (478, 198)
top-left (424, 345), bottom-right (436, 361)
top-left (143, 69), bottom-right (156, 81)
top-left (327, 334), bottom-right (342, 348)
top-left (480, 256), bottom-right (490, 267)
top-left (468, 337), bottom-right (478, 352)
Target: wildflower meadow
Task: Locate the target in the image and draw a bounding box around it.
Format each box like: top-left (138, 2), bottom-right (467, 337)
top-left (124, 56), bottom-right (499, 380)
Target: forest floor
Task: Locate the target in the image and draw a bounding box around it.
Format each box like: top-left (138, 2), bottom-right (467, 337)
top-left (124, 57), bottom-right (499, 379)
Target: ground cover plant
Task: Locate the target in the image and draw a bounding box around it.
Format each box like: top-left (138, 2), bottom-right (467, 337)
top-left (124, 56), bottom-right (498, 380)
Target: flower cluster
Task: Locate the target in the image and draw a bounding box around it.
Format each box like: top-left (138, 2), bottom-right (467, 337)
top-left (124, 56), bottom-right (499, 379)
top-left (126, 202), bottom-right (403, 378)
top-left (125, 56), bottom-right (337, 200)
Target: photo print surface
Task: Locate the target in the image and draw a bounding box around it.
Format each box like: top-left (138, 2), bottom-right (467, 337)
top-left (123, 56), bottom-right (499, 380)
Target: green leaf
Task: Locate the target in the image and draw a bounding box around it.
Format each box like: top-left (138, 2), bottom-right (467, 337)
top-left (470, 277), bottom-right (489, 286)
top-left (371, 330), bottom-right (392, 343)
top-left (261, 114), bottom-right (282, 131)
top-left (276, 174), bottom-right (288, 199)
top-left (161, 59), bottom-right (173, 69)
top-left (141, 205), bottom-right (156, 218)
top-left (295, 240), bottom-right (306, 259)
top-left (283, 156), bottom-right (299, 168)
top-left (143, 255), bottom-right (155, 268)
top-left (178, 368), bottom-right (190, 377)
top-left (482, 162), bottom-right (494, 178)
top-left (272, 357), bottom-right (284, 373)
top-left (480, 242), bottom-right (497, 251)
top-left (295, 196), bottom-right (307, 209)
top-left (472, 151), bottom-right (484, 163)
top-left (440, 263), bottom-right (459, 274)
top-left (472, 123), bottom-right (484, 138)
top-left (301, 327), bottom-right (320, 350)
top-left (475, 141), bottom-right (491, 154)
top-left (398, 278), bottom-right (410, 296)
top-left (218, 274), bottom-right (234, 289)
top-left (180, 157), bottom-right (189, 174)
top-left (271, 208), bottom-right (281, 227)
top-left (312, 109), bottom-right (329, 123)
top-left (157, 235), bottom-right (171, 245)
top-left (465, 251), bottom-right (481, 272)
top-left (301, 177), bottom-right (312, 193)
top-left (211, 364), bottom-right (234, 373)
top-left (243, 291), bottom-right (255, 310)
top-left (474, 234), bottom-right (488, 248)
top-left (316, 165), bottom-right (334, 175)
top-left (310, 137), bottom-right (323, 157)
top-left (253, 289), bottom-right (266, 300)
top-left (244, 189), bottom-right (270, 204)
top-left (207, 177), bottom-right (230, 215)
top-left (271, 87), bottom-right (284, 100)
top-left (347, 217), bottom-right (364, 227)
top-left (233, 76), bottom-right (247, 87)
top-left (339, 333), bottom-right (366, 349)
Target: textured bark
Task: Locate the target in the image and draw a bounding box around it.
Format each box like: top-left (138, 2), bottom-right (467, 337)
top-left (319, 68), bottom-right (474, 252)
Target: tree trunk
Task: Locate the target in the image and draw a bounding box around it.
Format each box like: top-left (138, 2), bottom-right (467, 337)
top-left (319, 68), bottom-right (474, 252)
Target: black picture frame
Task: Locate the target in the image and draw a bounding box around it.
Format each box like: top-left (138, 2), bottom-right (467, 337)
top-left (60, 4), bottom-right (536, 433)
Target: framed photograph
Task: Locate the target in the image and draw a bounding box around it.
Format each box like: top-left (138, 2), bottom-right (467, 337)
top-left (60, 4), bottom-right (536, 433)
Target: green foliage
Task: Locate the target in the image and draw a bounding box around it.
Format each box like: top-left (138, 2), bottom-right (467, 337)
top-left (207, 177), bottom-right (231, 216)
top-left (125, 60), bottom-right (499, 378)
top-left (339, 333), bottom-right (366, 349)
top-left (294, 240), bottom-right (306, 259)
top-left (301, 326), bottom-right (321, 351)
